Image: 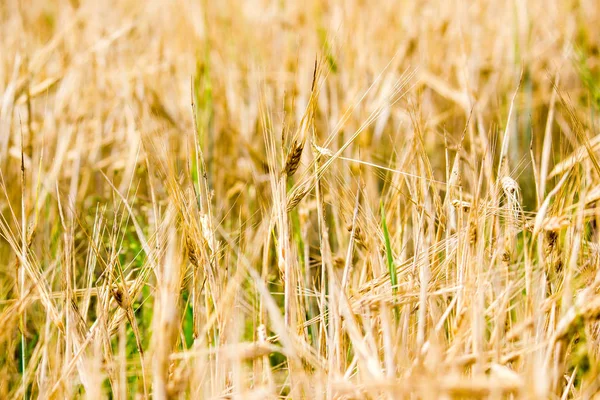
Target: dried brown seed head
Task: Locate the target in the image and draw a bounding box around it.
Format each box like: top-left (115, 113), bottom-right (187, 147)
top-left (286, 180), bottom-right (311, 212)
top-left (283, 139), bottom-right (304, 177)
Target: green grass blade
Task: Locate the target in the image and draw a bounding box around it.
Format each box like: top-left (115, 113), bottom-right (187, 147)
top-left (380, 202), bottom-right (397, 293)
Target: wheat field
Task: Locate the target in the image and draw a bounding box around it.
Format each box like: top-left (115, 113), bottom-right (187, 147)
top-left (1, 0), bottom-right (600, 398)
